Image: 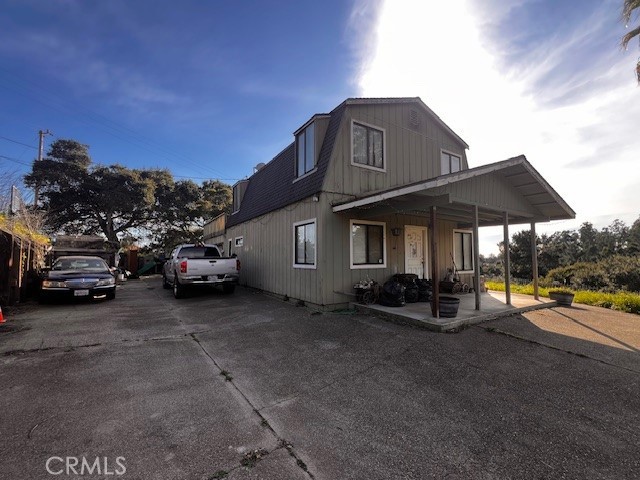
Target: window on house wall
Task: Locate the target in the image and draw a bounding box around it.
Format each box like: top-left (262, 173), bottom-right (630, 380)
top-left (351, 220), bottom-right (386, 268)
top-left (453, 230), bottom-right (474, 271)
top-left (235, 237), bottom-right (243, 247)
top-left (294, 219), bottom-right (316, 268)
top-left (232, 184), bottom-right (240, 213)
top-left (441, 151), bottom-right (461, 175)
top-left (296, 122), bottom-right (315, 177)
top-left (227, 239), bottom-right (232, 256)
top-left (352, 121), bottom-right (384, 170)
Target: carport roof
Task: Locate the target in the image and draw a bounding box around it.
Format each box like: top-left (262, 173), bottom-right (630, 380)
top-left (332, 155), bottom-right (575, 227)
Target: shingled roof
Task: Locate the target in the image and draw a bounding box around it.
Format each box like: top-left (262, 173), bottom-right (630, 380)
top-left (226, 97), bottom-right (467, 227)
top-left (227, 102), bottom-right (346, 227)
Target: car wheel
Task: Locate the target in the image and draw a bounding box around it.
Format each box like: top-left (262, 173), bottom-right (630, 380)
top-left (173, 276), bottom-right (185, 299)
top-left (222, 284), bottom-right (236, 294)
top-left (162, 273), bottom-right (171, 289)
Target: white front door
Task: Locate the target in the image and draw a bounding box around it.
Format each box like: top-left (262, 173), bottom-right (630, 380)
top-left (404, 226), bottom-right (428, 278)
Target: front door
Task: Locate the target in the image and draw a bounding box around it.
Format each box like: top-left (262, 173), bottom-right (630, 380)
top-left (404, 226), bottom-right (428, 278)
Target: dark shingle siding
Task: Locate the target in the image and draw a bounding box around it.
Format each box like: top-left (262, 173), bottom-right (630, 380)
top-left (227, 102), bottom-right (345, 227)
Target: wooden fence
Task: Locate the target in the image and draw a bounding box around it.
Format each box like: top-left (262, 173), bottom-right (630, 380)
top-left (0, 226), bottom-right (48, 306)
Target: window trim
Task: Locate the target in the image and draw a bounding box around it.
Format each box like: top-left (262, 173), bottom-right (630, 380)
top-left (440, 149), bottom-right (462, 175)
top-left (227, 239), bottom-right (232, 256)
top-left (293, 218), bottom-right (317, 269)
top-left (234, 236), bottom-right (244, 248)
top-left (295, 122), bottom-right (316, 178)
top-left (452, 229), bottom-right (474, 273)
top-left (350, 120), bottom-right (386, 173)
top-left (350, 219), bottom-right (387, 269)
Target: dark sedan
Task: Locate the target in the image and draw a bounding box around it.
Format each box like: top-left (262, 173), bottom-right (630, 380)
top-left (40, 256), bottom-right (116, 302)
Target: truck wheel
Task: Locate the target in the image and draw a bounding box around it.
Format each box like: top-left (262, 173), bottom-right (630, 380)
top-left (173, 276), bottom-right (185, 299)
top-left (222, 284), bottom-right (236, 294)
top-left (162, 273), bottom-right (170, 289)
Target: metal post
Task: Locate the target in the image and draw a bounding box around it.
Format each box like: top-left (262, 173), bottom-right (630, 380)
top-left (530, 222), bottom-right (539, 300)
top-left (430, 206), bottom-right (439, 318)
top-left (473, 205), bottom-right (481, 310)
top-left (503, 212), bottom-right (511, 305)
top-left (34, 129), bottom-right (52, 207)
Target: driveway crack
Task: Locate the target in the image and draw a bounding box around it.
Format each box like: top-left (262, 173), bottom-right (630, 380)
top-left (189, 333), bottom-right (315, 479)
top-left (478, 326), bottom-right (640, 374)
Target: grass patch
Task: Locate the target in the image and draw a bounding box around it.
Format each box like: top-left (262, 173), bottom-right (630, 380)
top-left (219, 370), bottom-right (233, 381)
top-left (485, 281), bottom-right (640, 314)
top-left (209, 471), bottom-right (228, 479)
top-left (241, 448), bottom-right (269, 468)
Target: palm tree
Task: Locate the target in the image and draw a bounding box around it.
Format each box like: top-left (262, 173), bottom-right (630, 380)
top-left (622, 0), bottom-right (640, 83)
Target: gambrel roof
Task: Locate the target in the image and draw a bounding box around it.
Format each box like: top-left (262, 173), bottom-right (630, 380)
top-left (227, 102), bottom-right (346, 227)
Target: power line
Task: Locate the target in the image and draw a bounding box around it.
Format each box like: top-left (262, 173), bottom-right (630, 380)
top-left (0, 154), bottom-right (32, 167)
top-left (0, 134), bottom-right (38, 150)
top-left (0, 69), bottom-right (227, 178)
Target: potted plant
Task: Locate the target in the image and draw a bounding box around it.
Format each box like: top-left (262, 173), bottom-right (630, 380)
top-left (548, 289), bottom-right (575, 307)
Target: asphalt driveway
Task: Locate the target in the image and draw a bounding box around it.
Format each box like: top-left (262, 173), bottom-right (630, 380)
top-left (1, 277), bottom-right (638, 479)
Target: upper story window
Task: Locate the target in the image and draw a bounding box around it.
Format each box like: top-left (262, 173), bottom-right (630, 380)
top-left (352, 121), bottom-right (385, 171)
top-left (296, 122), bottom-right (315, 177)
top-left (232, 184), bottom-right (241, 213)
top-left (441, 151), bottom-right (461, 175)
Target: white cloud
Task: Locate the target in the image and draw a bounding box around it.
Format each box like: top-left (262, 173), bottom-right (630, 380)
top-left (353, 0), bottom-right (640, 254)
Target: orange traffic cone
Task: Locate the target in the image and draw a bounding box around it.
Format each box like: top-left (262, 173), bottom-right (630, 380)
top-left (0, 306), bottom-right (4, 324)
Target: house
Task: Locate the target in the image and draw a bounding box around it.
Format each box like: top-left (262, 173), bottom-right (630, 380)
top-left (206, 97), bottom-right (575, 314)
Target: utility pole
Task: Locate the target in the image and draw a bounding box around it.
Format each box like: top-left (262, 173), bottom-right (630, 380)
top-left (34, 129), bottom-right (52, 207)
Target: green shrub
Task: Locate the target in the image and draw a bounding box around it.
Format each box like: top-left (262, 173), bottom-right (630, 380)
top-left (485, 281), bottom-right (640, 314)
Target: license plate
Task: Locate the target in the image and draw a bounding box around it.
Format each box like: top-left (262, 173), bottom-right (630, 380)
top-left (207, 276), bottom-right (218, 281)
top-left (74, 289), bottom-right (90, 297)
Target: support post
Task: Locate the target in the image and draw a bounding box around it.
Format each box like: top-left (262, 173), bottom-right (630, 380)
top-left (430, 206), bottom-right (439, 318)
top-left (503, 212), bottom-right (511, 305)
top-left (473, 205), bottom-right (481, 311)
top-left (530, 222), bottom-right (539, 300)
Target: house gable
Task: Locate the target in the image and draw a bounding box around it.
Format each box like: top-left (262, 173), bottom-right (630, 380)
top-left (321, 98), bottom-right (469, 198)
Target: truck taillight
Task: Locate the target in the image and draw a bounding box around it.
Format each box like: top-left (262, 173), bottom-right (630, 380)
top-left (236, 259), bottom-right (241, 271)
top-left (180, 260), bottom-right (187, 273)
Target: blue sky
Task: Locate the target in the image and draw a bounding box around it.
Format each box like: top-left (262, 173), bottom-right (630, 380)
top-left (1, 0), bottom-right (638, 253)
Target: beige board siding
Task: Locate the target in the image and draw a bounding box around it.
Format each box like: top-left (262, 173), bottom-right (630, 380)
top-left (225, 197), bottom-right (323, 305)
top-left (445, 174), bottom-right (538, 217)
top-left (323, 103), bottom-right (467, 198)
top-left (203, 214), bottom-right (226, 240)
top-left (320, 193), bottom-right (461, 306)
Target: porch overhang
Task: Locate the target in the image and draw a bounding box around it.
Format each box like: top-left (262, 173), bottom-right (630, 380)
top-left (331, 155), bottom-right (575, 227)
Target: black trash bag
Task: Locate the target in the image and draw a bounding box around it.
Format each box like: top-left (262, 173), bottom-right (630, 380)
top-left (405, 283), bottom-right (419, 303)
top-left (380, 280), bottom-right (406, 307)
top-left (416, 279), bottom-right (433, 302)
top-left (392, 273), bottom-right (419, 286)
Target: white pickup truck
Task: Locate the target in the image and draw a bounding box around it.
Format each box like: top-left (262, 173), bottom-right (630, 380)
top-left (162, 244), bottom-right (240, 299)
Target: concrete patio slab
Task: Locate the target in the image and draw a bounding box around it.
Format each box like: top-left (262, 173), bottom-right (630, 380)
top-left (353, 291), bottom-right (555, 332)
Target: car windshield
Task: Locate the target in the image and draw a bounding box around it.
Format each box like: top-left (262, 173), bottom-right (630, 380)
top-left (52, 258), bottom-right (109, 272)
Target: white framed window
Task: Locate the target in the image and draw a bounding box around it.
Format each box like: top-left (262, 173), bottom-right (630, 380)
top-left (293, 218), bottom-right (316, 269)
top-left (350, 219), bottom-right (386, 269)
top-left (296, 122), bottom-right (315, 177)
top-left (232, 184), bottom-right (240, 213)
top-left (453, 230), bottom-right (474, 272)
top-left (351, 120), bottom-right (385, 171)
top-left (441, 150), bottom-right (461, 175)
top-left (235, 236), bottom-right (244, 247)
